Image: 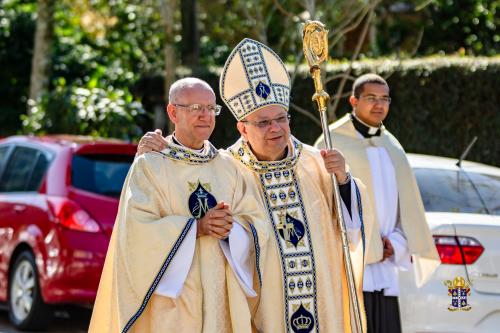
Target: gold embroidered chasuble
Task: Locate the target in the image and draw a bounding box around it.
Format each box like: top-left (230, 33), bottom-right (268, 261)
top-left (88, 136), bottom-right (262, 333)
top-left (228, 136), bottom-right (370, 333)
top-left (315, 114), bottom-right (440, 286)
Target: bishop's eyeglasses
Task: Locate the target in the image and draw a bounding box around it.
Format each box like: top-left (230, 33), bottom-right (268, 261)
top-left (240, 114), bottom-right (291, 129)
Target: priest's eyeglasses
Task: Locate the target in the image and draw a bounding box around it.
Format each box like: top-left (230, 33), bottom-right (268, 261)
top-left (174, 103), bottom-right (222, 116)
top-left (240, 114), bottom-right (291, 129)
top-left (359, 95), bottom-right (392, 105)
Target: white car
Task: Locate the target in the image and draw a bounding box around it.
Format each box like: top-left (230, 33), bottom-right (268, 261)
top-left (399, 153), bottom-right (500, 333)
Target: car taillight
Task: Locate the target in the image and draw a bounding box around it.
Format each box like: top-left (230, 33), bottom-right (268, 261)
top-left (48, 199), bottom-right (101, 233)
top-left (433, 235), bottom-right (484, 265)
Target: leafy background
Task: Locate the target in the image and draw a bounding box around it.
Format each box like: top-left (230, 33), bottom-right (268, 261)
top-left (0, 0), bottom-right (498, 165)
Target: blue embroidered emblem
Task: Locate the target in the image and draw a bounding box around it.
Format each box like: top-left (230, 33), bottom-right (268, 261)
top-left (256, 81), bottom-right (271, 99)
top-left (278, 213), bottom-right (305, 248)
top-left (290, 303), bottom-right (315, 333)
top-left (188, 182), bottom-right (217, 218)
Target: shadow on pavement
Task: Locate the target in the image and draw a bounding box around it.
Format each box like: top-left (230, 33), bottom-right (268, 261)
top-left (0, 306), bottom-right (91, 333)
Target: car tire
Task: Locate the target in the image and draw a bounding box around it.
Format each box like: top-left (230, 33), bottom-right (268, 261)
top-left (8, 250), bottom-right (52, 331)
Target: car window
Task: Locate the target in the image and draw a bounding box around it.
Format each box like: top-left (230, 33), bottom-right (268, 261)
top-left (466, 172), bottom-right (500, 215)
top-left (0, 146), bottom-right (9, 162)
top-left (71, 154), bottom-right (134, 198)
top-left (0, 145), bottom-right (10, 174)
top-left (26, 153), bottom-right (51, 191)
top-left (414, 168), bottom-right (500, 215)
top-left (0, 146), bottom-right (48, 192)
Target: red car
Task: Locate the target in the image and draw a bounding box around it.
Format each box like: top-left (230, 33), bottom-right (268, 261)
top-left (0, 135), bottom-right (136, 330)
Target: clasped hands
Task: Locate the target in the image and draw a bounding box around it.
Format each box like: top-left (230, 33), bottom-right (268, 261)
top-left (381, 237), bottom-right (394, 261)
top-left (197, 202), bottom-right (233, 240)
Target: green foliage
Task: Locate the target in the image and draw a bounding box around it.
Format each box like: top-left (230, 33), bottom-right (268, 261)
top-left (22, 84), bottom-right (147, 140)
top-left (52, 0), bottom-right (165, 88)
top-left (421, 0), bottom-right (499, 55)
top-left (0, 0), bottom-right (36, 136)
top-left (375, 0), bottom-right (499, 57)
top-left (10, 0), bottom-right (165, 139)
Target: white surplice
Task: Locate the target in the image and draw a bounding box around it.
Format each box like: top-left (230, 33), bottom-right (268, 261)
top-left (362, 135), bottom-right (411, 296)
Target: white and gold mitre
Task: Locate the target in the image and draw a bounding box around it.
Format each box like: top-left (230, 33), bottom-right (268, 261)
top-left (220, 38), bottom-right (290, 121)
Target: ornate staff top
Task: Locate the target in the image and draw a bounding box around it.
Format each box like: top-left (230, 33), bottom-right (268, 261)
top-left (302, 21), bottom-right (329, 69)
top-left (302, 20), bottom-right (330, 112)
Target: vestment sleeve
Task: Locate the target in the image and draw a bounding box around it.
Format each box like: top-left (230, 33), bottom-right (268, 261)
top-left (89, 155), bottom-right (200, 332)
top-left (387, 205), bottom-right (411, 270)
top-left (116, 155), bottom-right (197, 299)
top-left (220, 223), bottom-right (257, 297)
top-left (223, 159), bottom-right (268, 296)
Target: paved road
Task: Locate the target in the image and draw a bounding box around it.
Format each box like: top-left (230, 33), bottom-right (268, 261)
top-left (0, 307), bottom-right (90, 333)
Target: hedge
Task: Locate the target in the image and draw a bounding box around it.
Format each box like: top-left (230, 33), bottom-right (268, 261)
top-left (8, 56), bottom-right (500, 167)
top-left (201, 56), bottom-right (500, 167)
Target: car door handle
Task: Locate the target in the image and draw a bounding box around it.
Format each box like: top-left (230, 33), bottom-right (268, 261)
top-left (13, 205), bottom-right (26, 213)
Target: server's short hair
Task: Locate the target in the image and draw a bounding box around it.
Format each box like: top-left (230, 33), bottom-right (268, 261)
top-left (352, 74), bottom-right (388, 98)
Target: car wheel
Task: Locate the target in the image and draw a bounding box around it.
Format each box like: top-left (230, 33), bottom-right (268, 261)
top-left (8, 250), bottom-right (52, 330)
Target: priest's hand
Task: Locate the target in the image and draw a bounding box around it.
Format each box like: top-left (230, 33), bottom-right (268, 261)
top-left (137, 129), bottom-right (168, 156)
top-left (382, 237), bottom-right (394, 260)
top-left (197, 202), bottom-right (233, 239)
top-left (320, 149), bottom-right (348, 184)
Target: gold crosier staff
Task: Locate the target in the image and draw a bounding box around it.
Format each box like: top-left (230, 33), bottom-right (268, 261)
top-left (302, 20), bottom-right (363, 333)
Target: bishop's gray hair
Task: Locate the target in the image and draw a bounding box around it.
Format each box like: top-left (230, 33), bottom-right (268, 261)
top-left (168, 77), bottom-right (213, 103)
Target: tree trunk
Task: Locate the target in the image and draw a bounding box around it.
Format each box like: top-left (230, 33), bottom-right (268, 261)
top-left (181, 0), bottom-right (199, 69)
top-left (160, 0), bottom-right (178, 134)
top-left (28, 0), bottom-right (55, 113)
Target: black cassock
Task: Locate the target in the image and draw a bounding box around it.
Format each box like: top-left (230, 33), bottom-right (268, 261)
top-left (364, 290), bottom-right (402, 333)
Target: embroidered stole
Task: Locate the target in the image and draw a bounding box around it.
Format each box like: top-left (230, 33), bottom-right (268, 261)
top-left (158, 135), bottom-right (218, 165)
top-left (230, 137), bottom-right (319, 333)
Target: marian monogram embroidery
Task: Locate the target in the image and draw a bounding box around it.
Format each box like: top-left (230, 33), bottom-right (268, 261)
top-left (277, 212), bottom-right (305, 248)
top-left (255, 81), bottom-right (271, 99)
top-left (188, 181), bottom-right (217, 219)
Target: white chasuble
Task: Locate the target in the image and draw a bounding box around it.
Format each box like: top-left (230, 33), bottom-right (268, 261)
top-left (88, 136), bottom-right (263, 333)
top-left (228, 136), bottom-right (370, 333)
top-left (315, 114), bottom-right (440, 288)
